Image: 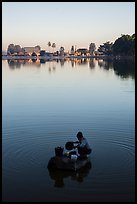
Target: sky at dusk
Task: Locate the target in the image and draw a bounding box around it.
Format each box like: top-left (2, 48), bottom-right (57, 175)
top-left (2, 2), bottom-right (135, 52)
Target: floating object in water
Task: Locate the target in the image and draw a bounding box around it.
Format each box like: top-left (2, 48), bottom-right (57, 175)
top-left (55, 146), bottom-right (64, 157)
top-left (47, 155), bottom-right (91, 171)
top-left (48, 143), bottom-right (92, 171)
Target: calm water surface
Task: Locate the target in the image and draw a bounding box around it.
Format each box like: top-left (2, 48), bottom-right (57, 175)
top-left (2, 58), bottom-right (135, 202)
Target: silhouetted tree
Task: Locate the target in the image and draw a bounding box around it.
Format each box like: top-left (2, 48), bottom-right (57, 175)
top-left (89, 43), bottom-right (96, 55)
top-left (14, 45), bottom-right (22, 54)
top-left (52, 43), bottom-right (56, 53)
top-left (35, 45), bottom-right (41, 51)
top-left (48, 41), bottom-right (51, 52)
top-left (71, 46), bottom-right (75, 55)
top-left (59, 47), bottom-right (64, 56)
top-left (7, 44), bottom-right (15, 55)
top-left (112, 34), bottom-right (135, 56)
top-left (98, 41), bottom-right (113, 55)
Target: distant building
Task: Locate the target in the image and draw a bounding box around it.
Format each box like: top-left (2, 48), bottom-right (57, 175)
top-left (23, 46), bottom-right (40, 55)
top-left (40, 50), bottom-right (46, 56)
top-left (76, 48), bottom-right (89, 56)
top-left (45, 52), bottom-right (53, 57)
top-left (39, 50), bottom-right (53, 57)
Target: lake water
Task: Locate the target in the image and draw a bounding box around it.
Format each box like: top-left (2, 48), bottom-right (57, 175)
top-left (2, 58), bottom-right (135, 202)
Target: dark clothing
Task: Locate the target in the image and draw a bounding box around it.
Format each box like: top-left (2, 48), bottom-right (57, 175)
top-left (77, 137), bottom-right (92, 157)
top-left (78, 146), bottom-right (92, 155)
top-left (79, 137), bottom-right (91, 149)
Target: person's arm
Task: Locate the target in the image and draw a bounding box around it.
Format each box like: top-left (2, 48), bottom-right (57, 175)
top-left (73, 141), bottom-right (79, 144)
top-left (79, 138), bottom-right (87, 147)
top-left (73, 141), bottom-right (80, 149)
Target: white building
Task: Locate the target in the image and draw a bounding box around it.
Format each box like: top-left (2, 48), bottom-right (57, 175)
top-left (23, 46), bottom-right (40, 55)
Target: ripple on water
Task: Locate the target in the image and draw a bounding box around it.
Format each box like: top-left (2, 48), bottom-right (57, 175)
top-left (2, 123), bottom-right (67, 178)
top-left (2, 121), bottom-right (135, 195)
top-left (90, 134), bottom-right (135, 185)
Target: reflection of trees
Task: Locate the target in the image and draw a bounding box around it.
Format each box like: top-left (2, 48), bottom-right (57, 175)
top-left (97, 58), bottom-right (135, 79)
top-left (48, 161), bottom-right (92, 188)
top-left (7, 59), bottom-right (29, 69)
top-left (71, 60), bottom-right (75, 67)
top-left (53, 66), bottom-right (56, 71)
top-left (6, 58), bottom-right (135, 79)
top-left (97, 59), bottom-right (104, 68)
top-left (98, 59), bottom-right (113, 70)
top-left (60, 59), bottom-right (65, 66)
top-left (113, 59), bottom-right (135, 79)
top-left (89, 58), bottom-right (95, 69)
top-left (47, 61), bottom-right (56, 73)
top-left (7, 59), bottom-right (41, 69)
top-left (7, 60), bottom-right (16, 69)
top-left (52, 60), bottom-right (56, 71)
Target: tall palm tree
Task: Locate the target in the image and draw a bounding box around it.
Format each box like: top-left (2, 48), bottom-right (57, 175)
top-left (48, 41), bottom-right (51, 52)
top-left (52, 43), bottom-right (56, 53)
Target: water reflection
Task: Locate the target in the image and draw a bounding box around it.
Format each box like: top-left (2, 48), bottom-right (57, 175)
top-left (2, 56), bottom-right (135, 202)
top-left (7, 59), bottom-right (30, 68)
top-left (31, 58), bottom-right (37, 63)
top-left (6, 57), bottom-right (135, 79)
top-left (113, 59), bottom-right (135, 79)
top-left (48, 161), bottom-right (92, 188)
top-left (60, 59), bottom-right (65, 66)
top-left (89, 58), bottom-right (96, 69)
top-left (97, 58), bottom-right (135, 78)
top-left (97, 58), bottom-right (113, 70)
top-left (40, 59), bottom-right (46, 64)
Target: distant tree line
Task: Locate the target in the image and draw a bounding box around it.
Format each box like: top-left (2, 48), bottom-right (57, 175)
top-left (97, 34), bottom-right (135, 56)
top-left (7, 44), bottom-right (41, 55)
top-left (6, 33), bottom-right (135, 57)
top-left (98, 41), bottom-right (113, 56)
top-left (112, 34), bottom-right (135, 56)
top-left (7, 44), bottom-right (23, 55)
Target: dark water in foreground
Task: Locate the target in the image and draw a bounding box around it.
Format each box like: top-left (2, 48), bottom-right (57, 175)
top-left (2, 58), bottom-right (135, 202)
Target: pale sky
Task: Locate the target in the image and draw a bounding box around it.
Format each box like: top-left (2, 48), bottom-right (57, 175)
top-left (2, 2), bottom-right (135, 52)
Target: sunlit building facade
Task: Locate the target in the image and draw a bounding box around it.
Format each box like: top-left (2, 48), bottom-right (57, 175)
top-left (23, 46), bottom-right (40, 55)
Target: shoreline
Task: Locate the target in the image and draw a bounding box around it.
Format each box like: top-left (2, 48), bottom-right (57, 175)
top-left (2, 55), bottom-right (134, 60)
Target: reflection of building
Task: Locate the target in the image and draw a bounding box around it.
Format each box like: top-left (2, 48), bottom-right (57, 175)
top-left (23, 46), bottom-right (40, 55)
top-left (89, 58), bottom-right (96, 69)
